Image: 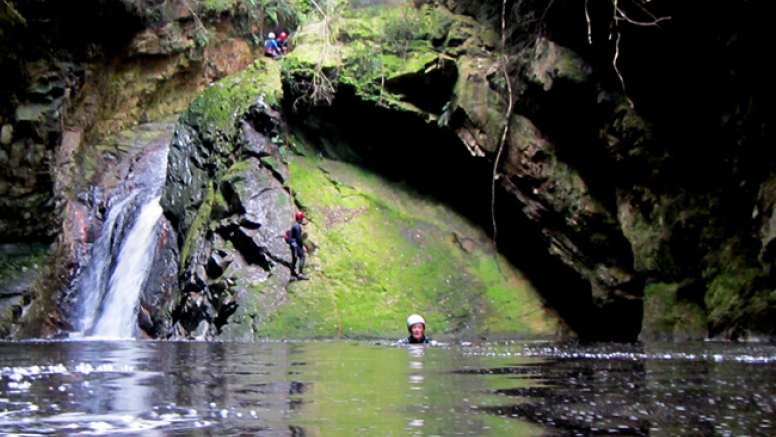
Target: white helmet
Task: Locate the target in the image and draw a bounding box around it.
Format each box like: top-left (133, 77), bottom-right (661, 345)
top-left (268, 32), bottom-right (276, 39)
top-left (406, 314), bottom-right (425, 328)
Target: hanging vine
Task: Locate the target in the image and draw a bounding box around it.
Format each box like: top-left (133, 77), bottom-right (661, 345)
top-left (490, 0), bottom-right (515, 250)
top-left (586, 0), bottom-right (671, 108)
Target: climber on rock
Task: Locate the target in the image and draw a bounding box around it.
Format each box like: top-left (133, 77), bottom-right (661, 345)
top-left (287, 211), bottom-right (309, 280)
top-left (278, 31), bottom-right (290, 54)
top-left (264, 32), bottom-right (281, 59)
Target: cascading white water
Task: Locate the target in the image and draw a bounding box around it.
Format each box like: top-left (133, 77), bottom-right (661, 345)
top-left (79, 192), bottom-right (140, 334)
top-left (89, 197), bottom-right (163, 339)
top-left (75, 132), bottom-right (171, 340)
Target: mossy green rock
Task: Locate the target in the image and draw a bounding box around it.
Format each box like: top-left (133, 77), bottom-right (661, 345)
top-left (184, 58), bottom-right (283, 137)
top-left (452, 55), bottom-right (505, 153)
top-left (166, 106), bottom-right (559, 339)
top-left (642, 281), bottom-right (707, 340)
top-left (0, 243), bottom-right (48, 338)
top-left (526, 38), bottom-right (590, 91)
top-left (252, 136), bottom-right (558, 340)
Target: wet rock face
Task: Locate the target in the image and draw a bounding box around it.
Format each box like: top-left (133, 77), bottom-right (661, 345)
top-left (1, 0), bottom-right (262, 337)
top-left (1, 0), bottom-right (258, 243)
top-left (164, 99), bottom-right (294, 340)
top-left (0, 243), bottom-right (49, 337)
top-left (0, 60), bottom-right (84, 241)
top-left (446, 0), bottom-right (773, 339)
top-left (140, 214), bottom-right (179, 338)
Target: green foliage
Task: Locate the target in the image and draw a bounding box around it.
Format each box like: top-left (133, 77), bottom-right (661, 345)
top-left (642, 282), bottom-right (707, 340)
top-left (380, 5), bottom-right (430, 59)
top-left (342, 4), bottom-right (435, 58)
top-left (201, 0), bottom-right (239, 15)
top-left (282, 1), bottom-right (492, 112)
top-left (261, 0), bottom-right (297, 24)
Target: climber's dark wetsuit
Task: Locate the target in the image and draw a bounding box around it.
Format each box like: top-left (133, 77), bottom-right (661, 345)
top-left (395, 335), bottom-right (431, 345)
top-left (289, 222), bottom-right (306, 276)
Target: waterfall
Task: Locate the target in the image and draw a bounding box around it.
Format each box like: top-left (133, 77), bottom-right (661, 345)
top-left (78, 191), bottom-right (140, 334)
top-left (89, 197), bottom-right (163, 339)
top-left (75, 131), bottom-right (171, 340)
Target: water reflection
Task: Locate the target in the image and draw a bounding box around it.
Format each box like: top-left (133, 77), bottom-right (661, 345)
top-left (1, 340), bottom-right (775, 436)
top-left (466, 341), bottom-right (776, 436)
top-left (0, 341), bottom-right (305, 436)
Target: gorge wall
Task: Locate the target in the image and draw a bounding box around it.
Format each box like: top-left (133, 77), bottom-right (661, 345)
top-left (434, 0), bottom-right (772, 340)
top-left (1, 0), bottom-right (265, 337)
top-left (1, 0), bottom-right (772, 341)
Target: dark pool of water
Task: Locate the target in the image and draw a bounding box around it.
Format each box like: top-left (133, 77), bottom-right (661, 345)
top-left (1, 340), bottom-right (775, 436)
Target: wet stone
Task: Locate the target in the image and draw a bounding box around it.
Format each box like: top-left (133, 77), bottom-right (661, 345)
top-left (1, 124), bottom-right (12, 145)
top-left (15, 104), bottom-right (50, 122)
top-left (207, 250), bottom-right (233, 278)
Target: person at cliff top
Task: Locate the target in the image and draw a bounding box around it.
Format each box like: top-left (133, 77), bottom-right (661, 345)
top-left (264, 32), bottom-right (281, 59)
top-left (396, 314), bottom-right (431, 344)
top-left (288, 211), bottom-right (309, 280)
top-left (278, 31), bottom-right (289, 54)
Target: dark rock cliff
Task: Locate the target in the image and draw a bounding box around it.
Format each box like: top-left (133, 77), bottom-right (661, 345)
top-left (436, 0), bottom-right (772, 340)
top-left (1, 0), bottom-right (268, 337)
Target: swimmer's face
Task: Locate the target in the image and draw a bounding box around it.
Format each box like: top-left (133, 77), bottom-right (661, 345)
top-left (410, 323), bottom-right (425, 341)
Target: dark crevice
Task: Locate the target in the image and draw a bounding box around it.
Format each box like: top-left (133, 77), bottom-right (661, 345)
top-left (518, 77), bottom-right (618, 214)
top-left (283, 82), bottom-right (614, 340)
top-left (216, 224), bottom-right (272, 270)
top-left (384, 57), bottom-right (458, 114)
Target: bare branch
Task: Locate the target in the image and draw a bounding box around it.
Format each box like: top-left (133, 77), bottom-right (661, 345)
top-left (291, 5), bottom-right (339, 109)
top-left (308, 0), bottom-right (328, 21)
top-left (492, 0), bottom-right (515, 248)
top-left (629, 0), bottom-right (671, 25)
top-left (2, 0), bottom-right (27, 24)
top-left (612, 30), bottom-right (634, 108)
top-left (615, 7), bottom-right (671, 26)
top-left (585, 0), bottom-right (593, 44)
top-left (183, 0), bottom-right (206, 32)
top-left (539, 0), bottom-right (556, 23)
top-left (609, 0), bottom-right (617, 41)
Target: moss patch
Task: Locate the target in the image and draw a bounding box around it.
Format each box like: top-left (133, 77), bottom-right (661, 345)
top-left (180, 183), bottom-right (216, 264)
top-left (527, 38), bottom-right (590, 91)
top-left (184, 58), bottom-right (282, 135)
top-left (642, 281), bottom-right (707, 340)
top-left (253, 135), bottom-right (557, 340)
top-left (0, 243), bottom-right (49, 337)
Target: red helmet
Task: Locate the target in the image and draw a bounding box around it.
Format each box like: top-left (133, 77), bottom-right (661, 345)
top-left (295, 211), bottom-right (305, 220)
top-left (279, 31), bottom-right (288, 40)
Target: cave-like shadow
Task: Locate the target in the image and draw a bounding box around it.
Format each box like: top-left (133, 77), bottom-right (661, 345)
top-left (283, 83), bottom-right (604, 339)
